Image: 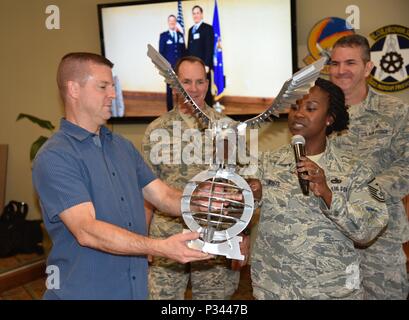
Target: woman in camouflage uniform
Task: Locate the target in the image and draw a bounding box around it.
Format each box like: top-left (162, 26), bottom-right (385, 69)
top-left (251, 78), bottom-right (388, 299)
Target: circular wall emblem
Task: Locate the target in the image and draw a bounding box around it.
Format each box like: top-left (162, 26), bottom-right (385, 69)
top-left (304, 17), bottom-right (355, 73)
top-left (368, 25), bottom-right (409, 92)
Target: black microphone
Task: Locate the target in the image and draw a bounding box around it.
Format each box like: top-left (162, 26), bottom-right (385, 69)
top-left (291, 135), bottom-right (309, 196)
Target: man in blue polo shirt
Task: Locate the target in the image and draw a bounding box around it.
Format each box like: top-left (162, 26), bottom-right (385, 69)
top-left (32, 52), bottom-right (210, 299)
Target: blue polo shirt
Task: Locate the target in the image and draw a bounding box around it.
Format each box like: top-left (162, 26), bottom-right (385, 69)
top-left (32, 119), bottom-right (156, 299)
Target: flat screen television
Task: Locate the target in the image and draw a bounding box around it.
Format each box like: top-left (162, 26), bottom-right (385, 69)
top-left (98, 0), bottom-right (297, 122)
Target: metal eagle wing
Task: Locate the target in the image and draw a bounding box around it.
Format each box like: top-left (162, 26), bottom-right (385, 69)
top-left (241, 57), bottom-right (328, 129)
top-left (147, 44), bottom-right (211, 125)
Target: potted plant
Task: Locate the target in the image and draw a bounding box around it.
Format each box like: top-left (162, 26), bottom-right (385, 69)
top-left (16, 114), bottom-right (55, 161)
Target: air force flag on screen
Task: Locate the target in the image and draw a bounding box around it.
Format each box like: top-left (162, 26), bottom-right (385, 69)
top-left (212, 0), bottom-right (225, 100)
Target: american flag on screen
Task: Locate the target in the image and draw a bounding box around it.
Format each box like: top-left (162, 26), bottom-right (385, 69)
top-left (176, 0), bottom-right (185, 34)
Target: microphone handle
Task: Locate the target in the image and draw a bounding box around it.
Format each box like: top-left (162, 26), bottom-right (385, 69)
top-left (298, 176), bottom-right (309, 196)
top-left (294, 144), bottom-right (309, 196)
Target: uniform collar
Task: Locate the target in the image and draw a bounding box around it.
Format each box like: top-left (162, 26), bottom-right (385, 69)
top-left (175, 104), bottom-right (214, 129)
top-left (60, 118), bottom-right (112, 142)
top-left (276, 138), bottom-right (336, 168)
top-left (349, 87), bottom-right (377, 117)
top-left (360, 87), bottom-right (378, 111)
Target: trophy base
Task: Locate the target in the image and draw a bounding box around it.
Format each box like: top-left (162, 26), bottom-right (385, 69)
top-left (187, 235), bottom-right (244, 261)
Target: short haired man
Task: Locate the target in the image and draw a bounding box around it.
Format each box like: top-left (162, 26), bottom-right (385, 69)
top-left (32, 52), bottom-right (210, 299)
top-left (159, 14), bottom-right (186, 111)
top-left (187, 5), bottom-right (215, 106)
top-left (329, 34), bottom-right (409, 299)
top-left (142, 56), bottom-right (242, 299)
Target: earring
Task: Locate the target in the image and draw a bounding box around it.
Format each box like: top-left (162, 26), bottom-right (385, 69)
top-left (326, 122), bottom-right (330, 126)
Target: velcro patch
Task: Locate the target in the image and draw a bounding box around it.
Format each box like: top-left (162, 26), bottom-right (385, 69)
top-left (368, 178), bottom-right (386, 203)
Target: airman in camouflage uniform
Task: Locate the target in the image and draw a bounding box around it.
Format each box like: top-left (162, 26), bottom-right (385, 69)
top-left (251, 140), bottom-right (388, 299)
top-left (329, 34), bottom-right (409, 299)
top-left (142, 56), bottom-right (240, 300)
top-left (251, 79), bottom-right (388, 299)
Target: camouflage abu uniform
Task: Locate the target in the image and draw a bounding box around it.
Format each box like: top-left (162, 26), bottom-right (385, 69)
top-left (142, 106), bottom-right (240, 299)
top-left (251, 140), bottom-right (388, 299)
top-left (332, 88), bottom-right (409, 299)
